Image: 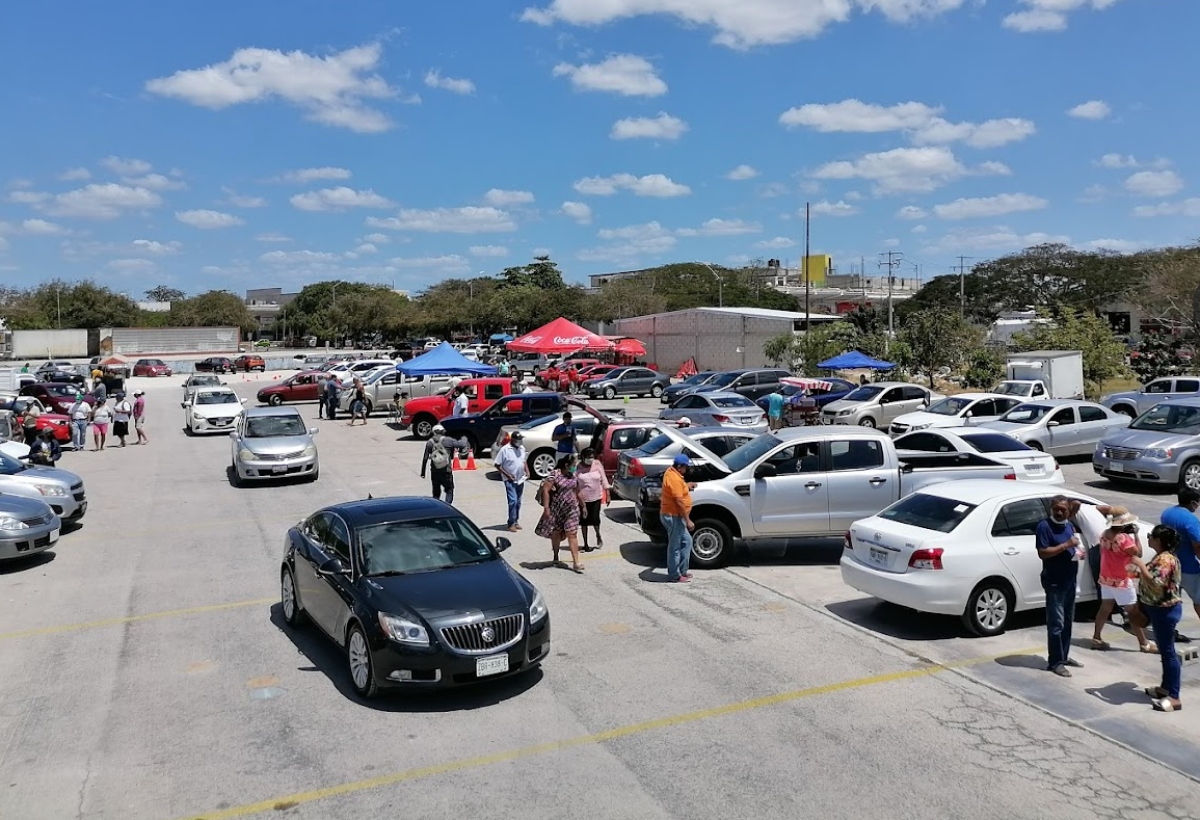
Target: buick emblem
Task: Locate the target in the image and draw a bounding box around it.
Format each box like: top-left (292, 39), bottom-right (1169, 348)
top-left (480, 627), bottom-right (496, 644)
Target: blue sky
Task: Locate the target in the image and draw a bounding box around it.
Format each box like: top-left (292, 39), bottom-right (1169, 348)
top-left (0, 0), bottom-right (1195, 298)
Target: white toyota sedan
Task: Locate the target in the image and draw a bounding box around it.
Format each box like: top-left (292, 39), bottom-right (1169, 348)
top-left (887, 393), bottom-right (1022, 437)
top-left (184, 386), bottom-right (246, 435)
top-left (893, 428), bottom-right (1064, 484)
top-left (840, 480), bottom-right (1154, 636)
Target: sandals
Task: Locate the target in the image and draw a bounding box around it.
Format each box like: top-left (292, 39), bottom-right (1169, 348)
top-left (1090, 639), bottom-right (1111, 651)
top-left (1151, 698), bottom-right (1182, 712)
top-left (1145, 686), bottom-right (1168, 698)
top-left (572, 562), bottom-right (585, 574)
top-left (1139, 642), bottom-right (1158, 654)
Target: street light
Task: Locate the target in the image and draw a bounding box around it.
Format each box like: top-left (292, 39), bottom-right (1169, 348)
top-left (699, 262), bottom-right (724, 308)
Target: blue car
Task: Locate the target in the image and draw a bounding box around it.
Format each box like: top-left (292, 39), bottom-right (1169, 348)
top-left (755, 378), bottom-right (856, 411)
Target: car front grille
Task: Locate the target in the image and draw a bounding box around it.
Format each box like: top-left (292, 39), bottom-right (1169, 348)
top-left (258, 449), bottom-right (306, 461)
top-left (440, 614), bottom-right (524, 654)
top-left (890, 423), bottom-right (908, 435)
top-left (21, 513), bottom-right (53, 527)
top-left (1105, 447), bottom-right (1140, 461)
top-left (210, 417), bottom-right (234, 426)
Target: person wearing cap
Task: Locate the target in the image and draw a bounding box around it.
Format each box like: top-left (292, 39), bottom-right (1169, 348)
top-left (676, 417), bottom-right (692, 429)
top-left (68, 392), bottom-right (90, 451)
top-left (112, 391), bottom-right (133, 447)
top-left (495, 430), bottom-right (528, 531)
top-left (132, 389), bottom-right (148, 445)
top-left (660, 453), bottom-right (697, 583)
top-left (1091, 507), bottom-right (1155, 652)
top-left (30, 428), bottom-right (62, 466)
top-left (420, 423), bottom-right (469, 504)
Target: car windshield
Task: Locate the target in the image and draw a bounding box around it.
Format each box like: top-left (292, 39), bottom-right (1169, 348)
top-left (521, 414), bottom-right (559, 430)
top-left (722, 433), bottom-right (779, 472)
top-left (842, 386), bottom-right (884, 403)
top-left (639, 433), bottom-right (675, 455)
top-left (958, 433), bottom-right (1035, 453)
top-left (712, 396), bottom-right (754, 408)
top-left (196, 392), bottom-right (239, 405)
top-left (1130, 403), bottom-right (1200, 433)
top-left (993, 382), bottom-right (1028, 396)
top-left (44, 384), bottom-right (75, 396)
top-left (682, 373), bottom-right (712, 386)
top-left (245, 415), bottom-right (306, 437)
top-left (998, 404), bottom-right (1052, 424)
top-left (359, 516), bottom-right (497, 575)
top-left (709, 372), bottom-right (739, 388)
top-left (878, 493), bottom-right (976, 533)
top-left (190, 376), bottom-right (219, 387)
top-left (147, 360), bottom-right (164, 366)
top-left (0, 451), bottom-right (30, 475)
top-left (926, 397), bottom-right (973, 416)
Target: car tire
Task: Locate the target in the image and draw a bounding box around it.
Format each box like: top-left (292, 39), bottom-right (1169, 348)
top-left (309, 465), bottom-right (320, 482)
top-left (268, 394), bottom-right (284, 406)
top-left (604, 386), bottom-right (616, 400)
top-left (961, 580), bottom-right (1014, 637)
top-left (281, 567), bottom-right (308, 627)
top-left (1027, 442), bottom-right (1044, 452)
top-left (346, 624), bottom-right (379, 699)
top-left (363, 399), bottom-right (374, 416)
top-left (231, 465), bottom-right (244, 487)
top-left (1112, 404), bottom-right (1136, 418)
top-left (412, 415), bottom-right (437, 440)
top-left (530, 449), bottom-right (558, 480)
top-left (690, 518), bottom-right (734, 569)
top-left (462, 433), bottom-right (479, 456)
top-left (651, 384), bottom-right (663, 398)
top-left (1180, 460), bottom-right (1200, 492)
top-left (858, 417), bottom-right (877, 428)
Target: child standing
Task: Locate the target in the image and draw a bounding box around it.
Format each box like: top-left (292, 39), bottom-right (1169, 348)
top-left (1091, 507), bottom-right (1156, 653)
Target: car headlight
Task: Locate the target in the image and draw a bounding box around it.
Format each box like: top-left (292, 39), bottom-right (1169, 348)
top-left (302, 445), bottom-right (317, 457)
top-left (837, 409), bottom-right (852, 416)
top-left (529, 589), bottom-right (548, 624)
top-left (1144, 448), bottom-right (1173, 459)
top-left (0, 516), bottom-right (30, 531)
top-left (192, 412), bottom-right (204, 420)
top-left (31, 483), bottom-right (67, 497)
top-left (378, 612), bottom-right (430, 646)
top-left (909, 423), bottom-right (931, 431)
top-left (238, 448), bottom-right (256, 462)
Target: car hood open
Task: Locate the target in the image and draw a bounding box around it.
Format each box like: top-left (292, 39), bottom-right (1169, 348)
top-left (364, 560), bottom-right (528, 620)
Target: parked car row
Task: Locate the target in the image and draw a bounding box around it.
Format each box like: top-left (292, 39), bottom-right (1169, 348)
top-left (0, 443), bottom-right (88, 564)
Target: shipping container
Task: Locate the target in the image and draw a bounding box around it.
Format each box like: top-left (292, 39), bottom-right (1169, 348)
top-left (100, 327), bottom-right (241, 356)
top-left (9, 329), bottom-right (89, 359)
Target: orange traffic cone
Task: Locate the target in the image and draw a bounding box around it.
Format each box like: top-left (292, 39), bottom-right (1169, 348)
top-left (465, 450), bottom-right (477, 471)
top-left (451, 451), bottom-right (463, 471)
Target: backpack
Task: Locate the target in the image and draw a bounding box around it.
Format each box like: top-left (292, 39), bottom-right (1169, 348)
top-left (430, 436), bottom-right (450, 470)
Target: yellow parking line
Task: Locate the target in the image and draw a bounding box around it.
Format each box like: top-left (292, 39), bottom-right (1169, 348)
top-left (175, 647), bottom-right (1033, 820)
top-left (0, 597), bottom-right (275, 642)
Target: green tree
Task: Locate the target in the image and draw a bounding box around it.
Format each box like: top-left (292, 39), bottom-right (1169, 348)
top-left (898, 310), bottom-right (982, 386)
top-left (1012, 310), bottom-right (1128, 397)
top-left (962, 347), bottom-right (1007, 389)
top-left (500, 256), bottom-right (567, 291)
top-left (171, 290), bottom-right (256, 331)
top-left (1129, 332), bottom-right (1185, 382)
top-left (26, 280), bottom-right (140, 328)
top-left (145, 285), bottom-right (186, 302)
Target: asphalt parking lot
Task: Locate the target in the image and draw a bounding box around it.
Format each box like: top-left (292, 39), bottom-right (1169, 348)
top-left (1, 372), bottom-right (1197, 820)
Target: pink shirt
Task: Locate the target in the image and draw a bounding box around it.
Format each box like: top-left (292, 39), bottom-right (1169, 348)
top-left (133, 397), bottom-right (145, 418)
top-left (575, 460), bottom-right (610, 503)
top-left (1098, 531), bottom-right (1139, 588)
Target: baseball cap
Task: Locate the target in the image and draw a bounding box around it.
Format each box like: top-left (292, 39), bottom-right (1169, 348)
top-left (510, 430), bottom-right (524, 440)
top-left (134, 390), bottom-right (144, 396)
top-left (432, 424), bottom-right (446, 434)
top-left (677, 417), bottom-right (691, 425)
top-left (673, 453), bottom-right (691, 467)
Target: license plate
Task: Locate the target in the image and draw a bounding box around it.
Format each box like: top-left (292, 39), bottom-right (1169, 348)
top-left (1025, 465), bottom-right (1044, 474)
top-left (271, 465), bottom-right (287, 474)
top-left (1108, 462), bottom-right (1123, 473)
top-left (868, 547), bottom-right (889, 566)
top-left (476, 654), bottom-right (509, 677)
top-left (48, 528), bottom-right (59, 543)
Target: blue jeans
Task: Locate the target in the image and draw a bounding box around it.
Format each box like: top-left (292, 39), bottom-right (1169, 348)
top-left (1145, 603), bottom-right (1183, 699)
top-left (71, 420), bottom-right (88, 450)
top-left (504, 481), bottom-right (524, 527)
top-left (1042, 577), bottom-right (1076, 670)
top-left (661, 514), bottom-right (692, 581)
top-left (325, 395), bottom-right (338, 420)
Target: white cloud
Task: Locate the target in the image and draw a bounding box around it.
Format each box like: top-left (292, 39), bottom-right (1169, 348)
top-left (779, 99), bottom-right (1034, 148)
top-left (924, 226), bottom-right (1071, 253)
top-left (0, 236), bottom-right (9, 252)
top-left (366, 206), bottom-right (518, 233)
top-left (145, 43), bottom-right (400, 133)
top-left (1124, 170), bottom-right (1183, 198)
top-left (260, 249), bottom-right (341, 264)
top-left (912, 117), bottom-right (1037, 148)
top-left (176, 209), bottom-right (244, 229)
top-left (423, 70), bottom-right (476, 95)
top-left (726, 164), bottom-right (759, 181)
top-left (483, 188), bottom-right (535, 206)
top-left (388, 254), bottom-right (471, 273)
top-left (932, 192), bottom-right (1049, 219)
top-left (843, 190), bottom-right (863, 201)
top-left (362, 232), bottom-right (390, 244)
top-left (1131, 198), bottom-right (1200, 218)
top-left (758, 182), bottom-right (790, 198)
top-left (28, 183), bottom-right (164, 219)
top-left (1067, 100), bottom-right (1111, 120)
top-left (552, 54), bottom-right (667, 97)
top-left (755, 236), bottom-right (797, 249)
top-left (523, 0), bottom-right (967, 49)
top-left (290, 187), bottom-right (393, 212)
top-left (610, 112), bottom-right (688, 140)
top-left (883, 238), bottom-right (901, 248)
top-left (911, 224), bottom-right (927, 234)
top-left (810, 200), bottom-right (860, 217)
top-left (1003, 0), bottom-right (1123, 33)
top-left (573, 173), bottom-right (691, 197)
top-left (19, 219), bottom-right (70, 236)
top-left (222, 187), bottom-right (268, 207)
top-left (812, 147), bottom-right (999, 195)
top-left (8, 190), bottom-right (50, 205)
top-left (560, 201), bottom-right (593, 224)
top-left (1081, 238), bottom-right (1145, 253)
top-left (351, 243), bottom-right (378, 256)
top-left (100, 156), bottom-right (153, 176)
top-left (255, 232), bottom-right (293, 242)
top-left (677, 218), bottom-right (762, 236)
top-left (1097, 153), bottom-right (1139, 169)
top-left (276, 167), bottom-right (352, 183)
top-left (469, 244), bottom-right (510, 257)
top-left (131, 239), bottom-right (182, 255)
top-left (579, 221), bottom-right (676, 262)
top-left (105, 258), bottom-right (157, 274)
top-left (59, 167), bottom-right (91, 181)
top-left (122, 173), bottom-right (187, 191)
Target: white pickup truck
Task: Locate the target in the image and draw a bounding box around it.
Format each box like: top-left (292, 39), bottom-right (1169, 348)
top-left (634, 426), bottom-right (1017, 568)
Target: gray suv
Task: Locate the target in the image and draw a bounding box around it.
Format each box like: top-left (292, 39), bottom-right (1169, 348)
top-left (1093, 398), bottom-right (1200, 490)
top-left (1101, 376), bottom-right (1200, 418)
top-left (701, 369), bottom-right (791, 401)
top-left (583, 367), bottom-right (670, 399)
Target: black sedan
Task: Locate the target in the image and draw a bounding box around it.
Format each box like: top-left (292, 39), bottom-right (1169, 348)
top-left (195, 356), bottom-right (236, 374)
top-left (280, 497), bottom-right (550, 698)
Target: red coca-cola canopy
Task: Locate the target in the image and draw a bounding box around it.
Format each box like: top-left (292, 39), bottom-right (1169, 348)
top-left (613, 338), bottom-right (646, 356)
top-left (506, 318), bottom-right (614, 354)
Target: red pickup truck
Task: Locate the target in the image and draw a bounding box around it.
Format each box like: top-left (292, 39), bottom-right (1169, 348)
top-left (401, 377), bottom-right (514, 439)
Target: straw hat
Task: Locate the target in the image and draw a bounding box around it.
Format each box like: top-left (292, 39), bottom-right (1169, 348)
top-left (1106, 506), bottom-right (1138, 527)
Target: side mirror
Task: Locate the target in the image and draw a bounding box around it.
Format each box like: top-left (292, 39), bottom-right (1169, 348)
top-left (228, 432), bottom-right (237, 438)
top-left (309, 427), bottom-right (319, 435)
top-left (317, 557), bottom-right (348, 577)
top-left (754, 463), bottom-right (778, 479)
top-left (494, 536), bottom-right (511, 552)
top-left (1047, 420), bottom-right (1060, 427)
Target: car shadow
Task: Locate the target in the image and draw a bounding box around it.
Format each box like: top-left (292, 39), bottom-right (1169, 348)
top-left (747, 538), bottom-right (846, 568)
top-left (825, 597), bottom-right (1055, 641)
top-left (1079, 477), bottom-right (1178, 497)
top-left (268, 604), bottom-right (542, 711)
top-left (0, 550), bottom-right (56, 574)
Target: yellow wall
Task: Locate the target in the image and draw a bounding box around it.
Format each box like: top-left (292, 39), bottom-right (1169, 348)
top-left (800, 254), bottom-right (830, 287)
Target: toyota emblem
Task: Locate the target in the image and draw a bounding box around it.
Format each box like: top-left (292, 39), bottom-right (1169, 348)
top-left (480, 627), bottom-right (495, 643)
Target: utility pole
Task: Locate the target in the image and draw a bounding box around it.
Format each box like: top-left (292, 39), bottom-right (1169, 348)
top-left (879, 251), bottom-right (904, 352)
top-left (956, 256), bottom-right (974, 316)
top-left (803, 202), bottom-right (811, 332)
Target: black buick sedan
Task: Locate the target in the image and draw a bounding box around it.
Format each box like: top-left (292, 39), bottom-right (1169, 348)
top-left (280, 497), bottom-right (550, 698)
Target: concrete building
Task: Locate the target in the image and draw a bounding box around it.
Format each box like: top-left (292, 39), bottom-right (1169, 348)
top-left (245, 287), bottom-right (299, 340)
top-left (612, 306), bottom-right (840, 373)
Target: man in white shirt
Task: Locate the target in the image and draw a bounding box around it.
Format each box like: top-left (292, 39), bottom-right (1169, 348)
top-left (452, 387), bottom-right (470, 418)
top-left (1070, 499), bottom-right (1116, 617)
top-left (495, 431), bottom-right (528, 532)
top-left (68, 393), bottom-right (90, 451)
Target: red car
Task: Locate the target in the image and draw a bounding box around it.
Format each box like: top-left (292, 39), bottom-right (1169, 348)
top-left (256, 370), bottom-right (325, 405)
top-left (234, 354), bottom-right (266, 372)
top-left (19, 382), bottom-right (81, 414)
top-left (133, 358), bottom-right (173, 377)
top-left (0, 397), bottom-right (72, 444)
top-left (400, 377), bottom-right (514, 439)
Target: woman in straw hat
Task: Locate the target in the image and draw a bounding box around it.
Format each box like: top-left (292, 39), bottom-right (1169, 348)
top-left (1091, 506), bottom-right (1156, 653)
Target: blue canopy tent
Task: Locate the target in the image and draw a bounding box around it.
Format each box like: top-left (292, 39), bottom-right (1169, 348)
top-left (817, 351), bottom-right (896, 370)
top-left (395, 341), bottom-right (498, 376)
top-left (489, 333), bottom-right (513, 343)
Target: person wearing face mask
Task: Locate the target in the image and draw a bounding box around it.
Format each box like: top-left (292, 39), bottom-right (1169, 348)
top-left (660, 453), bottom-right (697, 583)
top-left (1037, 495), bottom-right (1086, 677)
top-left (576, 447), bottom-right (610, 551)
top-left (534, 454), bottom-right (586, 573)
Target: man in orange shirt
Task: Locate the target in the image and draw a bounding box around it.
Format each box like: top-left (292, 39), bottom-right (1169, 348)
top-left (660, 453), bottom-right (697, 583)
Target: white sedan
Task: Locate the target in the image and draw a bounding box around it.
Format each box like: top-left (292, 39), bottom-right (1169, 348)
top-left (893, 428), bottom-right (1064, 484)
top-left (184, 387), bottom-right (246, 435)
top-left (840, 480), bottom-right (1155, 636)
top-left (887, 393), bottom-right (1022, 437)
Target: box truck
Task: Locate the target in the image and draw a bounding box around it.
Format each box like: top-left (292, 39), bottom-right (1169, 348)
top-left (994, 350), bottom-right (1085, 400)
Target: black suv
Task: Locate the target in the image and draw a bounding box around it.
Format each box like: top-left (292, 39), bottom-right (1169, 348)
top-left (702, 368), bottom-right (791, 401)
top-left (438, 392), bottom-right (590, 455)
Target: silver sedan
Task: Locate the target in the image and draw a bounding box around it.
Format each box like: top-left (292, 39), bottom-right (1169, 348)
top-left (978, 399), bottom-right (1130, 456)
top-left (658, 391), bottom-right (767, 432)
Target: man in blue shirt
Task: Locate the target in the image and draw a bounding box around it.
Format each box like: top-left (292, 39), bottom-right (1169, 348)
top-left (766, 389), bottom-right (785, 431)
top-left (551, 411), bottom-right (578, 464)
top-left (1160, 487), bottom-right (1200, 643)
top-left (1036, 495), bottom-right (1084, 677)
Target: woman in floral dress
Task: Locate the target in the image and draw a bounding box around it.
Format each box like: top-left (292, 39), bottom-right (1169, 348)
top-left (1132, 524), bottom-right (1184, 712)
top-left (536, 454), bottom-right (586, 573)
